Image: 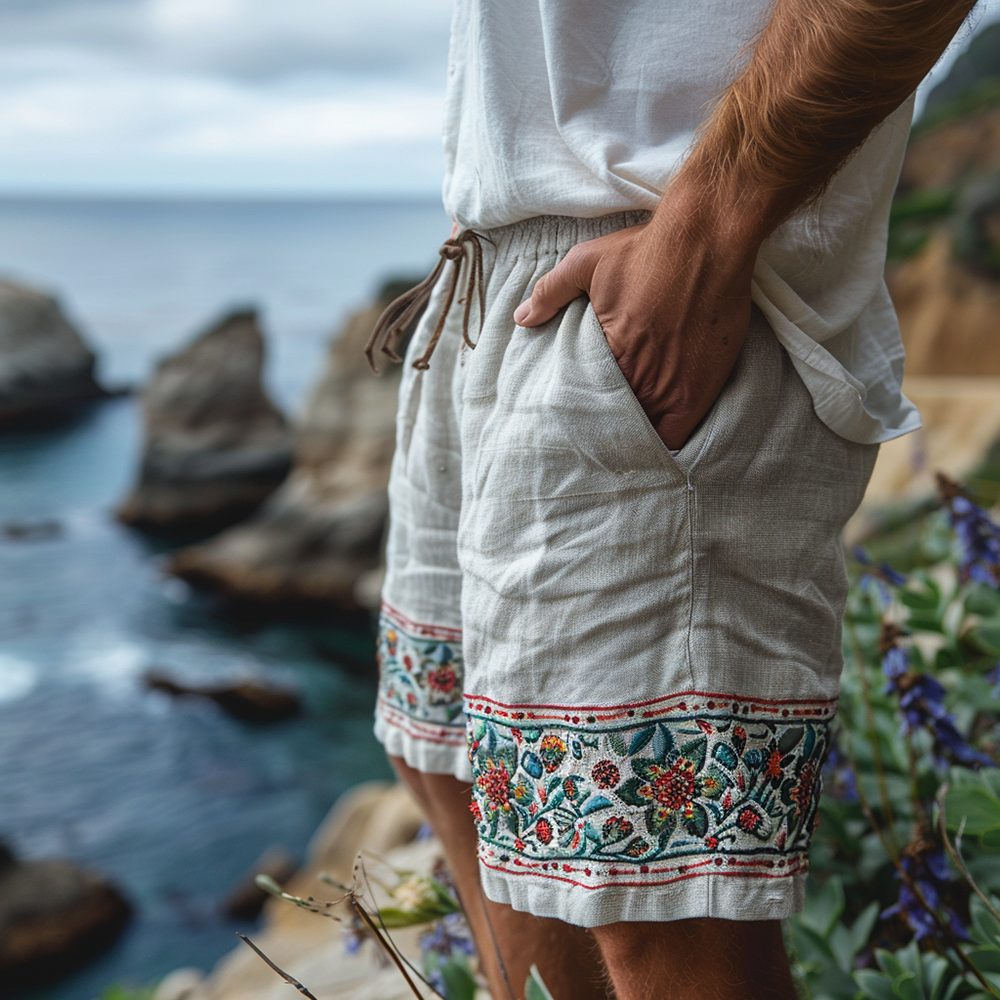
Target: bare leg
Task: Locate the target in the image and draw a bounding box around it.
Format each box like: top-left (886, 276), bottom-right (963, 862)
top-left (389, 756), bottom-right (610, 1000)
top-left (592, 918), bottom-right (797, 1000)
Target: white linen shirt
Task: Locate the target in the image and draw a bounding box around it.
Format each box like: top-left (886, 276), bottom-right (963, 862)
top-left (440, 0), bottom-right (921, 444)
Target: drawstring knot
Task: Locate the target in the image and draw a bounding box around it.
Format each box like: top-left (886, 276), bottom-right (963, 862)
top-left (365, 229), bottom-right (490, 375)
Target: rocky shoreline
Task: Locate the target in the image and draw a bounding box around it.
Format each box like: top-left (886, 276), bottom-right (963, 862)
top-left (164, 280), bottom-right (419, 617)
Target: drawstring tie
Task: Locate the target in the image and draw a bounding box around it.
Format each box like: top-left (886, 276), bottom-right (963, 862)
top-left (365, 229), bottom-right (489, 375)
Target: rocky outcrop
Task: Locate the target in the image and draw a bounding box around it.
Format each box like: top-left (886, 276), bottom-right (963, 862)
top-left (144, 670), bottom-right (301, 723)
top-left (0, 842), bottom-right (132, 991)
top-left (850, 82), bottom-right (1000, 531)
top-left (117, 310), bottom-right (293, 540)
top-left (890, 230), bottom-right (1000, 376)
top-left (167, 280), bottom-right (419, 616)
top-left (168, 782), bottom-right (452, 1000)
top-left (0, 279), bottom-right (107, 427)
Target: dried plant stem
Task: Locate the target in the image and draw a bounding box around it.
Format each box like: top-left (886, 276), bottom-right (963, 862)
top-left (237, 933), bottom-right (320, 1000)
top-left (905, 731), bottom-right (928, 825)
top-left (349, 895), bottom-right (428, 999)
top-left (936, 783), bottom-right (1000, 926)
top-left (356, 859), bottom-right (447, 1000)
top-left (847, 618), bottom-right (900, 858)
top-left (843, 747), bottom-right (1000, 998)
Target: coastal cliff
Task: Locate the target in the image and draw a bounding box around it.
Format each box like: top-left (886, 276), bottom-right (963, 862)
top-left (167, 280), bottom-right (417, 615)
top-left (117, 309), bottom-right (293, 540)
top-left (0, 279), bottom-right (107, 427)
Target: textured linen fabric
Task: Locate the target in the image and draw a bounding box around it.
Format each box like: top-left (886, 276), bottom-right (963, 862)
top-left (441, 0), bottom-right (920, 446)
top-left (374, 213), bottom-right (878, 926)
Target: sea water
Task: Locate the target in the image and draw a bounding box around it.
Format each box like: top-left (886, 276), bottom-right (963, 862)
top-left (0, 197), bottom-right (451, 1000)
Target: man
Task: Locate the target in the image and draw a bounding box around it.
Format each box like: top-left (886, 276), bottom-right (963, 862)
top-left (366, 2), bottom-right (977, 997)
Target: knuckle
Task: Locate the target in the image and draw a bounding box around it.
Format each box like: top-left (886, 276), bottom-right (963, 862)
top-left (532, 273), bottom-right (553, 301)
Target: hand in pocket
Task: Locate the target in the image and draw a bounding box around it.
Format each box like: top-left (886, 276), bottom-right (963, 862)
top-left (512, 205), bottom-right (756, 452)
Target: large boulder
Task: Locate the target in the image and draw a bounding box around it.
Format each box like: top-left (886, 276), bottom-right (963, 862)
top-left (167, 280), bottom-right (420, 617)
top-left (0, 279), bottom-right (107, 427)
top-left (0, 843), bottom-right (132, 991)
top-left (118, 310), bottom-right (293, 540)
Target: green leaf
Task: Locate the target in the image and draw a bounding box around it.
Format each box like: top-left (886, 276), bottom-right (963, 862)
top-left (829, 902), bottom-right (878, 972)
top-left (968, 948), bottom-right (1000, 974)
top-left (580, 795), bottom-right (614, 816)
top-left (788, 919), bottom-right (836, 967)
top-left (778, 726), bottom-right (805, 754)
top-left (678, 736), bottom-right (707, 770)
top-left (970, 893), bottom-right (1000, 949)
top-left (967, 586), bottom-right (1000, 616)
top-left (890, 971), bottom-right (920, 1000)
top-left (799, 876), bottom-right (845, 938)
top-left (525, 964), bottom-right (556, 1000)
top-left (607, 730), bottom-right (627, 757)
top-left (854, 969), bottom-right (900, 1000)
top-left (615, 777), bottom-right (649, 807)
top-left (875, 949), bottom-right (906, 981)
top-left (900, 588), bottom-right (940, 611)
top-left (969, 624), bottom-right (1000, 658)
top-left (440, 956), bottom-right (478, 1000)
top-left (650, 724), bottom-right (673, 761)
top-left (944, 784), bottom-right (1000, 835)
top-left (921, 953), bottom-right (952, 1000)
top-left (628, 727), bottom-right (656, 756)
top-left (682, 802), bottom-right (709, 837)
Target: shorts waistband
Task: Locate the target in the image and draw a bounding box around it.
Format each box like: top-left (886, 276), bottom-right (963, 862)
top-left (482, 210), bottom-right (653, 259)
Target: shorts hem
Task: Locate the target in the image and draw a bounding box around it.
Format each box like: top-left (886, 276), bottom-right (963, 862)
top-left (374, 714), bottom-right (473, 782)
top-left (479, 865), bottom-right (807, 926)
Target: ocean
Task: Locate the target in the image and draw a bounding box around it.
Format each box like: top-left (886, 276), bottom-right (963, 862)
top-left (0, 197), bottom-right (451, 1000)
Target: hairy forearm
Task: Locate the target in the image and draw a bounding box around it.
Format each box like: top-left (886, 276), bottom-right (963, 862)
top-left (659, 0), bottom-right (978, 245)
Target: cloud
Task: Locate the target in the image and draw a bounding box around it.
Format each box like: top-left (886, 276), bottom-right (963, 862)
top-left (0, 0), bottom-right (452, 195)
top-left (3, 0), bottom-right (1000, 196)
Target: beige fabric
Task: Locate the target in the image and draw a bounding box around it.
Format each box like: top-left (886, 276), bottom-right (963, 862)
top-left (375, 213), bottom-right (878, 926)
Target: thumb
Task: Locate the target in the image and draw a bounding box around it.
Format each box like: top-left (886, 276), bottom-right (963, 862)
top-left (513, 243), bottom-right (598, 327)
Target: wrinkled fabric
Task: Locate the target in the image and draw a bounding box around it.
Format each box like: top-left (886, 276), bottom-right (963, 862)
top-left (441, 0), bottom-right (920, 445)
top-left (374, 213), bottom-right (878, 925)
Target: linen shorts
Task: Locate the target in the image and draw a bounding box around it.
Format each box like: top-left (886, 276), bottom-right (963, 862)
top-left (373, 212), bottom-right (878, 927)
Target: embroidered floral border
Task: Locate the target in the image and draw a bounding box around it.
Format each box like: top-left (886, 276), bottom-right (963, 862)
top-left (466, 692), bottom-right (834, 888)
top-left (377, 603), bottom-right (466, 746)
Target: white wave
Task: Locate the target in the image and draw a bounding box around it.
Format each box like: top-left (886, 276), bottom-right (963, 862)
top-left (65, 632), bottom-right (148, 695)
top-left (0, 653), bottom-right (38, 703)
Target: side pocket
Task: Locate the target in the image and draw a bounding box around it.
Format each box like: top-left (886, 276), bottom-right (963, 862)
top-left (581, 302), bottom-right (722, 474)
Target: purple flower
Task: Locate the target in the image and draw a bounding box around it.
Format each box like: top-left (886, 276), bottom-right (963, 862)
top-left (855, 548), bottom-right (907, 606)
top-left (881, 622), bottom-right (994, 769)
top-left (882, 850), bottom-right (969, 941)
top-left (938, 476), bottom-right (1000, 587)
top-left (882, 646), bottom-right (908, 682)
top-left (343, 927), bottom-right (364, 955)
top-left (419, 913), bottom-right (475, 960)
top-left (822, 745), bottom-right (858, 802)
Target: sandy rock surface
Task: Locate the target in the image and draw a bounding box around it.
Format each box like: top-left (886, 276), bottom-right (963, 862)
top-left (168, 287), bottom-right (409, 616)
top-left (118, 310), bottom-right (293, 539)
top-left (174, 781), bottom-right (477, 1000)
top-left (0, 278), bottom-right (106, 426)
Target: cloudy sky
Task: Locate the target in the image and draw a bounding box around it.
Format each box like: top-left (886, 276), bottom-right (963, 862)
top-left (1, 0), bottom-right (998, 199)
